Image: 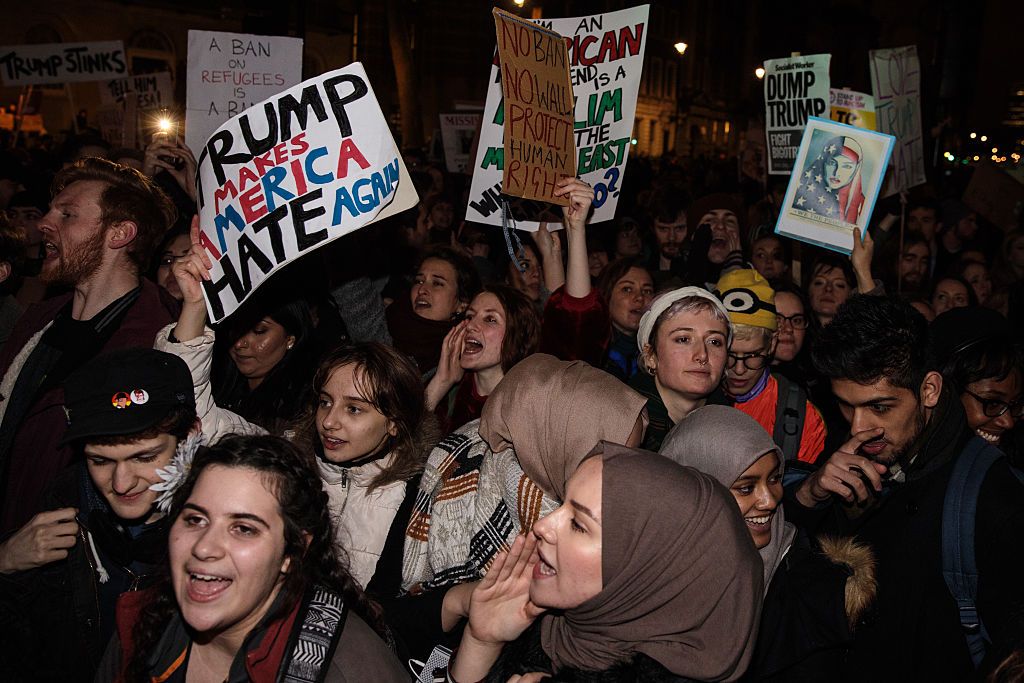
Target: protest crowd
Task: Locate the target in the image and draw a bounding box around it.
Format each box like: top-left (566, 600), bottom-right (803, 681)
top-left (0, 6), bottom-right (1023, 683)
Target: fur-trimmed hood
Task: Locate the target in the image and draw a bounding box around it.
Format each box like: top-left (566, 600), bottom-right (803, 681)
top-left (818, 535), bottom-right (878, 630)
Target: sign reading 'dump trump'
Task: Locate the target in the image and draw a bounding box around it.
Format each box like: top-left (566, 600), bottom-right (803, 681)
top-left (764, 53), bottom-right (831, 175)
top-left (0, 41), bottom-right (127, 86)
top-left (775, 117), bottom-right (894, 255)
top-left (195, 63), bottom-right (418, 322)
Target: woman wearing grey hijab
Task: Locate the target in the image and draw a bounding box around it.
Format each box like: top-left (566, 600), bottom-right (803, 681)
top-left (661, 405), bottom-right (877, 682)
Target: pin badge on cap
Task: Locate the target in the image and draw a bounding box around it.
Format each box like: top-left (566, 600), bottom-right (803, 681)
top-left (112, 392), bottom-right (132, 409)
top-left (132, 389), bottom-right (149, 405)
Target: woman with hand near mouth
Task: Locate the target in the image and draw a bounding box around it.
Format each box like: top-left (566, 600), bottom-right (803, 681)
top-left (931, 307), bottom-right (1023, 467)
top-left (397, 355), bottom-right (647, 665)
top-left (98, 435), bottom-right (407, 683)
top-left (424, 284), bottom-right (541, 433)
top-left (386, 245), bottom-right (482, 375)
top-left (445, 443), bottom-right (761, 682)
top-left (661, 405), bottom-right (877, 682)
top-left (630, 286), bottom-right (733, 451)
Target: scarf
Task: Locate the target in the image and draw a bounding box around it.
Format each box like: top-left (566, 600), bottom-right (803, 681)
top-left (541, 443), bottom-right (762, 681)
top-left (659, 405), bottom-right (797, 592)
top-left (401, 355), bottom-right (648, 591)
top-left (145, 583), bottom-right (347, 683)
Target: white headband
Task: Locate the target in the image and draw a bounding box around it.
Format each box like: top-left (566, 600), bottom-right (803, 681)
top-left (636, 286), bottom-right (734, 366)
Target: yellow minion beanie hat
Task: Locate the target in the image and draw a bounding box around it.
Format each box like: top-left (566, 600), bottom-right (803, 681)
top-left (715, 269), bottom-right (777, 331)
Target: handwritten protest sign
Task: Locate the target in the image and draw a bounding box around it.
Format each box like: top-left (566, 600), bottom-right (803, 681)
top-left (775, 117), bottom-right (894, 254)
top-left (963, 163), bottom-right (1024, 232)
top-left (830, 89), bottom-right (875, 130)
top-left (467, 4), bottom-right (649, 229)
top-left (186, 30), bottom-right (303, 157)
top-left (763, 54), bottom-right (830, 175)
top-left (439, 113), bottom-right (481, 173)
top-left (493, 8), bottom-right (576, 207)
top-left (195, 63), bottom-right (418, 322)
top-left (0, 41), bottom-right (126, 86)
top-left (101, 72), bottom-right (174, 110)
top-left (870, 46), bottom-right (925, 196)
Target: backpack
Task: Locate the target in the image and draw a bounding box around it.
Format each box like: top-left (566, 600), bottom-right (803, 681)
top-left (772, 372), bottom-right (806, 464)
top-left (941, 436), bottom-right (1024, 668)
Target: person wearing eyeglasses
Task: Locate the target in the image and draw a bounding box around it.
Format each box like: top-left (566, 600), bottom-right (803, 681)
top-left (714, 269), bottom-right (827, 465)
top-left (930, 307), bottom-right (1023, 467)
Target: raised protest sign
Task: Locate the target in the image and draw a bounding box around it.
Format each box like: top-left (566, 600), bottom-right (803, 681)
top-left (763, 53), bottom-right (831, 175)
top-left (830, 89), bottom-right (876, 130)
top-left (963, 163), bottom-right (1024, 232)
top-left (869, 46), bottom-right (925, 195)
top-left (467, 4), bottom-right (649, 229)
top-left (186, 30), bottom-right (303, 157)
top-left (439, 112), bottom-right (481, 173)
top-left (101, 72), bottom-right (174, 111)
top-left (775, 117), bottom-right (894, 254)
top-left (0, 41), bottom-right (126, 86)
top-left (195, 63), bottom-right (418, 322)
top-left (493, 8), bottom-right (576, 207)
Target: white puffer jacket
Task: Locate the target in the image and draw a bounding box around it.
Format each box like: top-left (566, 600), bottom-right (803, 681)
top-left (154, 323), bottom-right (403, 588)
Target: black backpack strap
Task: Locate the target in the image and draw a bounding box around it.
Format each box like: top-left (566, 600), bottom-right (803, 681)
top-left (772, 373), bottom-right (805, 462)
top-left (941, 437), bottom-right (1002, 669)
top-left (279, 584), bottom-right (349, 683)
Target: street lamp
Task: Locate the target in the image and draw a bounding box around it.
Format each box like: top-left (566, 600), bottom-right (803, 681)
top-left (513, 0), bottom-right (525, 6)
top-left (674, 42), bottom-right (688, 56)
top-left (755, 67), bottom-right (765, 79)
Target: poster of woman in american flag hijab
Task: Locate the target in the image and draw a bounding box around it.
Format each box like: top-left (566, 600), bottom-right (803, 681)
top-left (775, 116), bottom-right (895, 254)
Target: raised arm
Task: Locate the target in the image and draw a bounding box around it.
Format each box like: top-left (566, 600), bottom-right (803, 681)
top-left (553, 177), bottom-right (594, 298)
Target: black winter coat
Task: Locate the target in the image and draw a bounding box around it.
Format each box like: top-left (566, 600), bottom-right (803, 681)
top-left (0, 464), bottom-right (167, 682)
top-left (783, 389), bottom-right (1024, 682)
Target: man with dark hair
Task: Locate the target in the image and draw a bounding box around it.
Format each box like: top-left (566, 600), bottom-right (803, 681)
top-left (0, 158), bottom-right (179, 535)
top-left (0, 348), bottom-right (198, 681)
top-left (787, 295), bottom-right (1024, 680)
top-left (645, 190), bottom-right (689, 287)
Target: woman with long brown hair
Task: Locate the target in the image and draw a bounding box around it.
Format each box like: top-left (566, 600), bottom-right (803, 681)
top-left (97, 435), bottom-right (407, 682)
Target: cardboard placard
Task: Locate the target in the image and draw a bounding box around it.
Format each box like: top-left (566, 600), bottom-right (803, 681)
top-left (467, 5), bottom-right (649, 229)
top-left (764, 53), bottom-right (831, 175)
top-left (0, 41), bottom-right (127, 86)
top-left (195, 63), bottom-right (418, 322)
top-left (775, 117), bottom-right (895, 254)
top-left (186, 30), bottom-right (304, 156)
top-left (493, 8), bottom-right (575, 207)
top-left (869, 46), bottom-right (926, 195)
top-left (963, 163), bottom-right (1024, 232)
top-left (830, 89), bottom-right (876, 130)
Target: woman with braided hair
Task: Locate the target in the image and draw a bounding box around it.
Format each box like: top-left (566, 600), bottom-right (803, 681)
top-left (96, 434), bottom-right (407, 682)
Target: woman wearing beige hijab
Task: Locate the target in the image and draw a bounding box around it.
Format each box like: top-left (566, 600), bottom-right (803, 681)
top-left (661, 406), bottom-right (877, 681)
top-left (391, 354), bottom-right (647, 666)
top-left (447, 443), bottom-right (762, 682)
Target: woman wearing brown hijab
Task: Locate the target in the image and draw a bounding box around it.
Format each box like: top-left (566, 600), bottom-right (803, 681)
top-left (390, 355), bottom-right (647, 667)
top-left (447, 443), bottom-right (763, 683)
